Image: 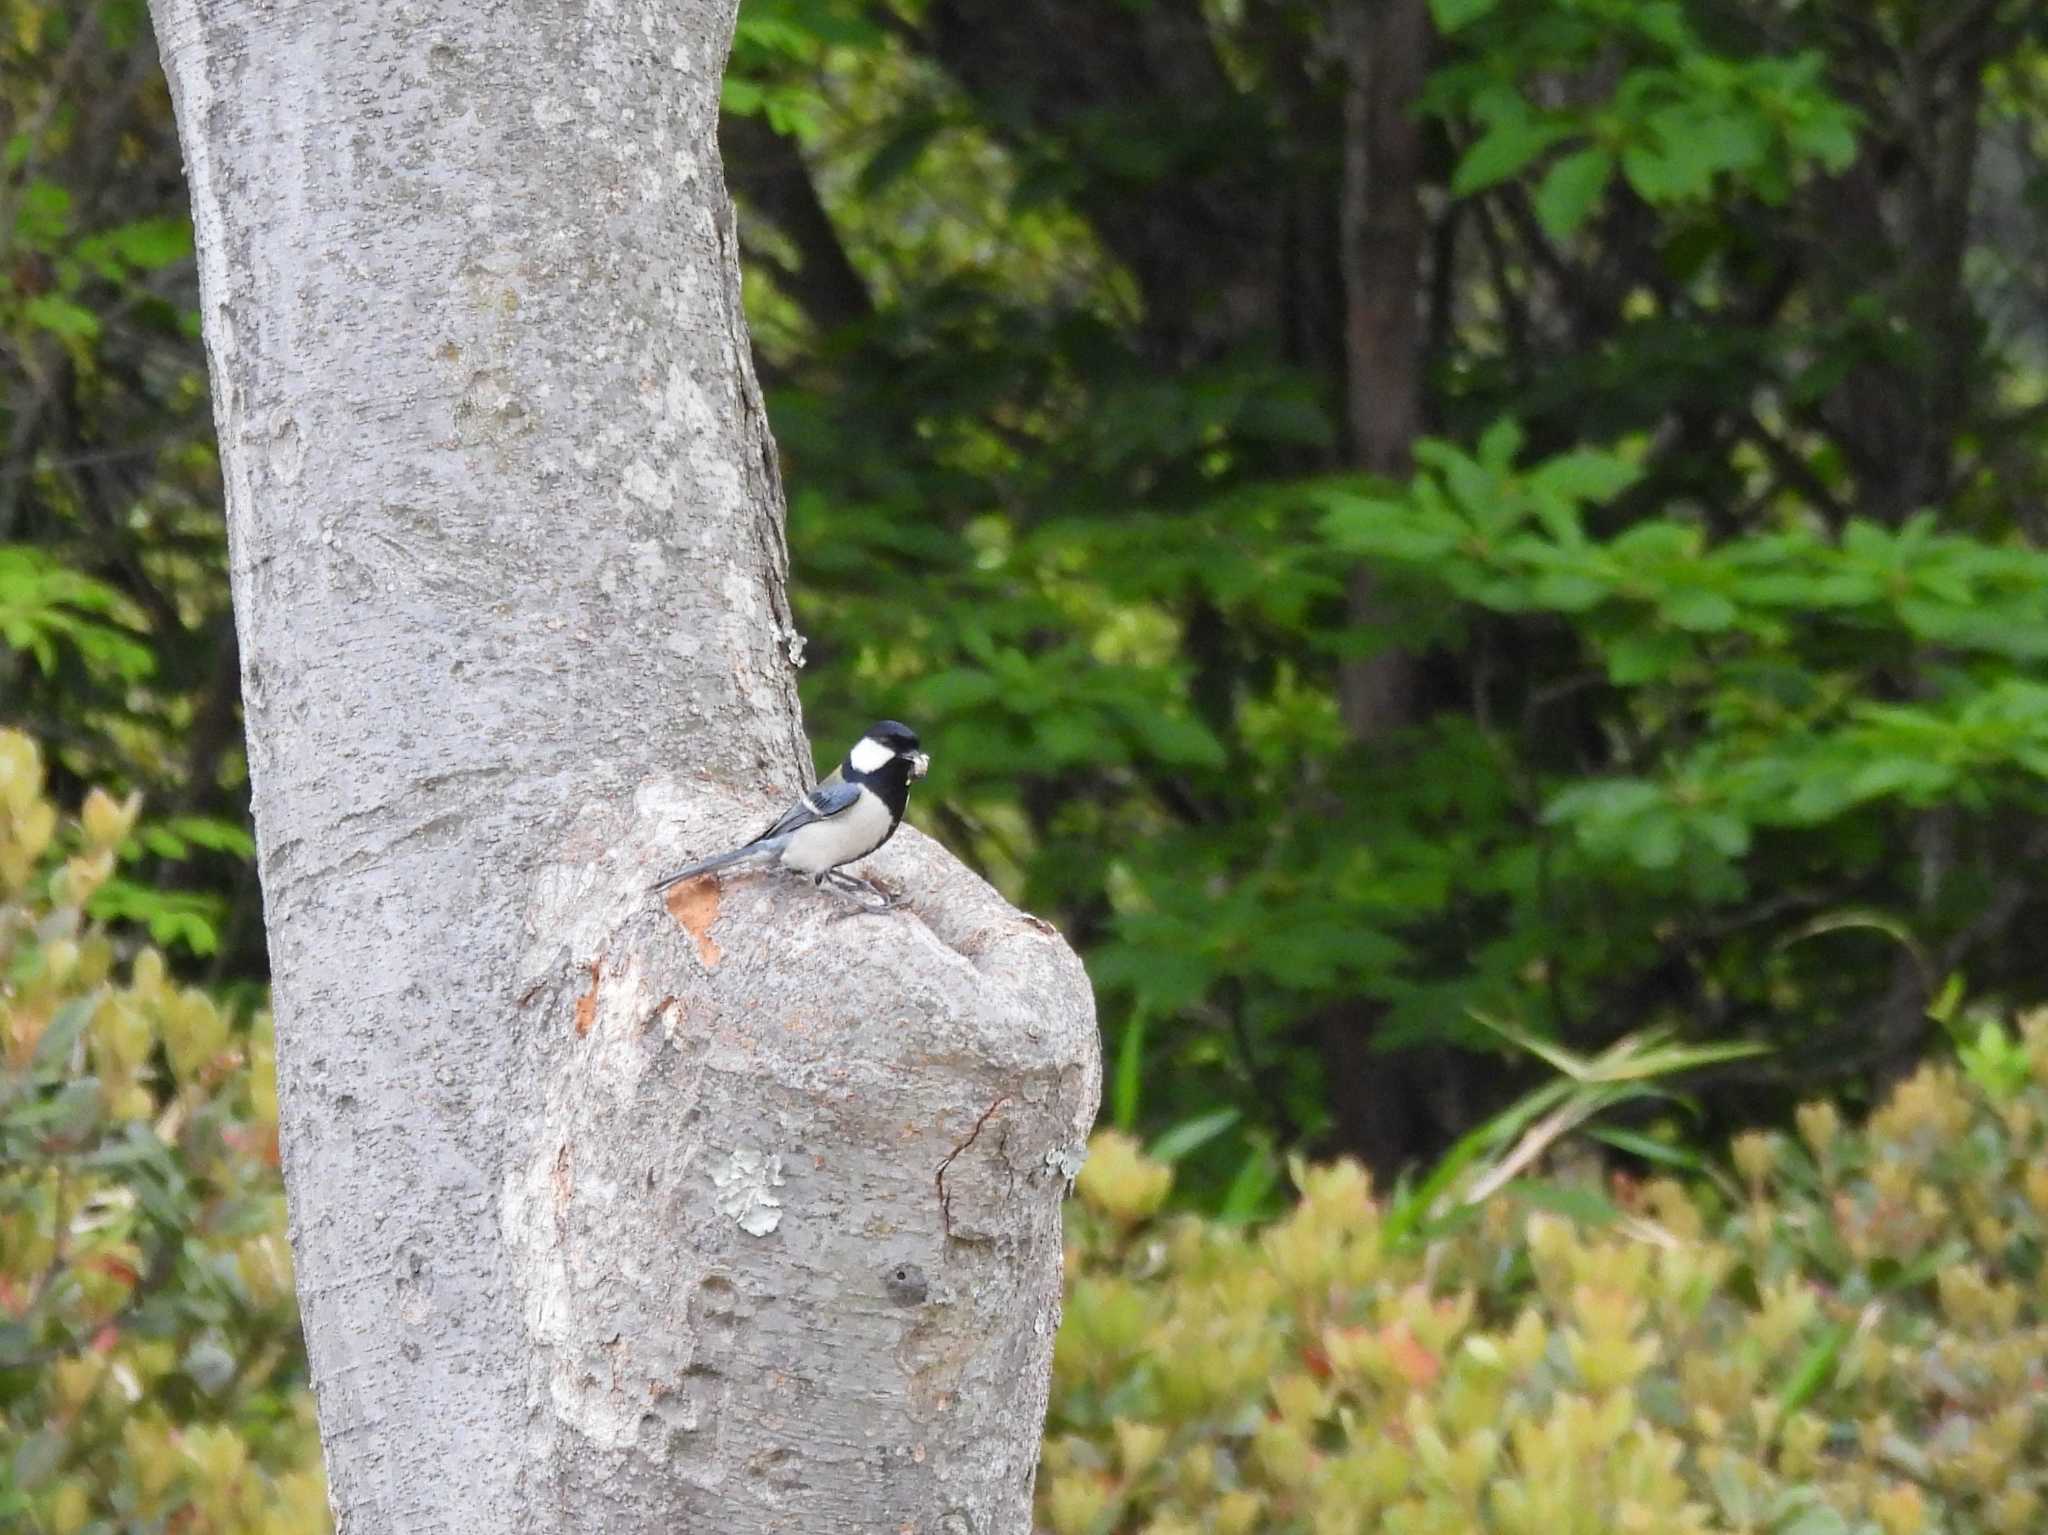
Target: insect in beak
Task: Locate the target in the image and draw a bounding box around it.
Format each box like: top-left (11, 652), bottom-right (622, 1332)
top-left (908, 751), bottom-right (930, 781)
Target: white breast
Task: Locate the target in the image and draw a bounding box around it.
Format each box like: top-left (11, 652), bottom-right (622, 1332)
top-left (777, 790), bottom-right (894, 876)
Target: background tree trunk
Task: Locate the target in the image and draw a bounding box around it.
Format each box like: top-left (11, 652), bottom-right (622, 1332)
top-left (147, 2), bottom-right (1100, 1530)
top-left (1317, 0), bottom-right (1475, 1176)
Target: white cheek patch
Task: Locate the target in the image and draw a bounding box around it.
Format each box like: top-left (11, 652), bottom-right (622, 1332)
top-left (848, 736), bottom-right (894, 775)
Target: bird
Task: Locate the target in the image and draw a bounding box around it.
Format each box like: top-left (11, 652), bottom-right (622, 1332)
top-left (650, 720), bottom-right (930, 908)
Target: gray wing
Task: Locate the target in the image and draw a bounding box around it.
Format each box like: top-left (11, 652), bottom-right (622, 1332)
top-left (752, 778), bottom-right (862, 843)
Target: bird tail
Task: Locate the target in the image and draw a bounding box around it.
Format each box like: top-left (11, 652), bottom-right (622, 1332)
top-left (648, 842), bottom-right (774, 894)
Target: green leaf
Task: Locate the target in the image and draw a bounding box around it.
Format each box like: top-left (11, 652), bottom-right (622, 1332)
top-left (1600, 627), bottom-right (1695, 685)
top-left (1630, 2), bottom-right (1694, 50)
top-left (1842, 755), bottom-right (1952, 805)
top-left (1695, 811), bottom-right (1751, 859)
top-left (721, 75), bottom-right (767, 117)
top-left (1584, 1126), bottom-right (1705, 1170)
top-left (1533, 146), bottom-right (1613, 239)
top-left (1542, 777), bottom-right (1664, 829)
top-left (858, 113), bottom-right (947, 196)
top-left (1428, 0), bottom-right (1498, 31)
top-left (1320, 500), bottom-right (1460, 561)
top-left (1627, 809), bottom-right (1684, 869)
top-left (79, 1123), bottom-right (183, 1173)
top-left (105, 216), bottom-right (193, 270)
top-left (1869, 1241), bottom-right (1969, 1296)
top-left (1035, 711), bottom-right (1116, 765)
top-left (1684, 112), bottom-right (1770, 177)
top-left (22, 294), bottom-right (100, 341)
top-left (1090, 938), bottom-right (1216, 1016)
top-left (1148, 1108), bottom-right (1241, 1165)
top-left (1452, 116), bottom-right (1568, 196)
top-left (27, 999), bottom-right (95, 1083)
top-left (1620, 141), bottom-right (1690, 202)
top-left (1529, 570), bottom-right (1606, 610)
top-left (1505, 1179), bottom-right (1622, 1226)
top-left (10, 1428), bottom-right (62, 1492)
top-left (1774, 1320), bottom-right (1849, 1417)
top-left (1771, 1495), bottom-right (1850, 1535)
top-left (13, 180), bottom-right (71, 245)
top-left (1659, 588), bottom-right (1739, 632)
top-left (1475, 417), bottom-right (1524, 471)
top-left (1794, 110), bottom-right (1860, 173)
top-left (157, 815), bottom-right (257, 858)
top-left (1384, 1120), bottom-right (1500, 1249)
top-left (87, 881), bottom-right (226, 955)
top-left (912, 668), bottom-right (1003, 713)
top-left (1529, 449), bottom-right (1639, 504)
top-left (1125, 709), bottom-right (1227, 769)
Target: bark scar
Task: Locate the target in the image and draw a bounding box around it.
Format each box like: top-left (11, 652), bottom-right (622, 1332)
top-left (573, 954), bottom-right (603, 1037)
top-left (936, 1095), bottom-right (1010, 1240)
top-left (552, 1142), bottom-right (574, 1237)
top-left (663, 878), bottom-right (723, 968)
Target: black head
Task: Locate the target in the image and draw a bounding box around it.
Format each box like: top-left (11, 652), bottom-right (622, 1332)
top-left (866, 720), bottom-right (920, 754)
top-left (845, 719), bottom-right (929, 784)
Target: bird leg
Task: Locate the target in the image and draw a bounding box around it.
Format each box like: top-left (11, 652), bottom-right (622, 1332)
top-left (821, 868), bottom-right (908, 911)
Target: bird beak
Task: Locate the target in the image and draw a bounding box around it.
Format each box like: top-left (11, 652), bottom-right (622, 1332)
top-left (908, 751), bottom-right (930, 781)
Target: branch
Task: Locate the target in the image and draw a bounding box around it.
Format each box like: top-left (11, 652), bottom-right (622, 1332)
top-left (719, 111), bottom-right (875, 337)
top-left (1737, 415), bottom-right (1849, 527)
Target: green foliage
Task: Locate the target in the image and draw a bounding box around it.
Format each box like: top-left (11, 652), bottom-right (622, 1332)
top-left (0, 731), bottom-right (325, 1534)
top-left (11, 0), bottom-right (2048, 1185)
top-left (2, 0), bottom-right (2046, 1516)
top-left (723, 0), bottom-right (2048, 1178)
top-left (1430, 0), bottom-right (1859, 233)
top-left (0, 546), bottom-right (152, 681)
top-left (0, 0), bottom-right (245, 970)
top-left (1320, 425), bottom-right (2048, 880)
top-left (725, 0), bottom-right (886, 136)
top-left (1046, 1013), bottom-right (2048, 1534)
top-left (0, 538), bottom-right (236, 952)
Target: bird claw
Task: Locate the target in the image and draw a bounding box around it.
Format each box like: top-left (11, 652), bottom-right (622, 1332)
top-left (820, 869), bottom-right (908, 913)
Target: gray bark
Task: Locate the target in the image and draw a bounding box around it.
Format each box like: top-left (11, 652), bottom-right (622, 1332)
top-left (147, 3), bottom-right (1099, 1531)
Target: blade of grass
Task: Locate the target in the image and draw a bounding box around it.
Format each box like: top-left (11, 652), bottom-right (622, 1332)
top-left (1218, 1143), bottom-right (1279, 1224)
top-left (1775, 1318), bottom-right (1851, 1422)
top-left (1111, 1011), bottom-right (1146, 1131)
top-left (1585, 1125), bottom-right (1706, 1171)
top-left (1384, 1075), bottom-right (1576, 1247)
top-left (1149, 1107), bottom-right (1241, 1165)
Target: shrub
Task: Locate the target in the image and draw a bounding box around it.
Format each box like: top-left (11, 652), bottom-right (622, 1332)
top-left (1046, 1024), bottom-right (2048, 1535)
top-left (0, 730), bottom-right (326, 1534)
top-left (13, 711), bottom-right (2048, 1535)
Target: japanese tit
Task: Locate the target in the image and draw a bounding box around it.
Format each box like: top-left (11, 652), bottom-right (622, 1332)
top-left (650, 720), bottom-right (930, 908)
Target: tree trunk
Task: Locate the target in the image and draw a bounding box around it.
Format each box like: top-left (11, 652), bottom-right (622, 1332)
top-left (1320, 0), bottom-right (1478, 1178)
top-left (1337, 0), bottom-right (1427, 736)
top-left (148, 3), bottom-right (1100, 1530)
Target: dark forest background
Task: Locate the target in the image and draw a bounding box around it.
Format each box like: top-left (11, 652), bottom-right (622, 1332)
top-left (10, 0), bottom-right (2048, 1204)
